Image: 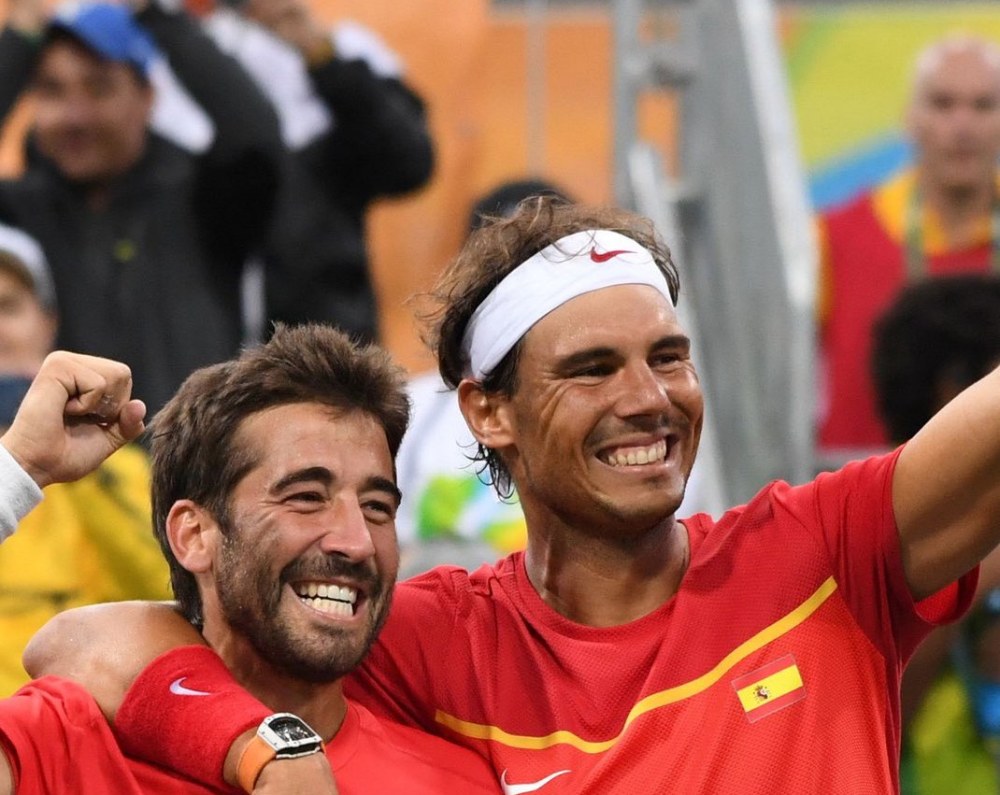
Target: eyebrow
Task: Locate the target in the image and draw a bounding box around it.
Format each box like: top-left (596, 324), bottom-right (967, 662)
top-left (270, 467), bottom-right (402, 505)
top-left (271, 467), bottom-right (333, 494)
top-left (652, 334), bottom-right (692, 353)
top-left (365, 475), bottom-right (403, 506)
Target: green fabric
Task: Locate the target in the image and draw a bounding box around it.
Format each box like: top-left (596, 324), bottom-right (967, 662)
top-left (904, 671), bottom-right (997, 795)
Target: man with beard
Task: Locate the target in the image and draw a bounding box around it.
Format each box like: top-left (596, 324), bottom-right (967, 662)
top-left (0, 326), bottom-right (498, 794)
top-left (27, 199), bottom-right (1000, 793)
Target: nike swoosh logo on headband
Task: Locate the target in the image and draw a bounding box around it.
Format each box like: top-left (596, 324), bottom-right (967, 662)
top-left (589, 248), bottom-right (633, 263)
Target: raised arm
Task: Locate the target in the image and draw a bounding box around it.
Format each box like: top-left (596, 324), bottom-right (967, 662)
top-left (248, 0), bottom-right (433, 200)
top-left (0, 0), bottom-right (44, 128)
top-left (895, 364), bottom-right (1000, 598)
top-left (137, 0), bottom-right (282, 264)
top-left (0, 350), bottom-right (145, 492)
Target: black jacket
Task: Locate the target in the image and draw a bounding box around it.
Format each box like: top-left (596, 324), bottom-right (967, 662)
top-left (0, 6), bottom-right (281, 414)
top-left (263, 47), bottom-right (433, 342)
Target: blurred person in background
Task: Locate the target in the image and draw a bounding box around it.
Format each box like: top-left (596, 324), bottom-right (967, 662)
top-left (0, 0), bottom-right (281, 415)
top-left (817, 34), bottom-right (1000, 468)
top-left (872, 274), bottom-right (1000, 795)
top-left (0, 221), bottom-right (169, 697)
top-left (151, 0), bottom-right (434, 343)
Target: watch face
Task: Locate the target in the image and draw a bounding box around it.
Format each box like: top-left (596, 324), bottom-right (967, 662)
top-left (259, 714), bottom-right (323, 758)
top-left (270, 717), bottom-right (317, 743)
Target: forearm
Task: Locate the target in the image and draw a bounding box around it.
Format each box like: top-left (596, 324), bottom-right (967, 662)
top-left (0, 748), bottom-right (11, 795)
top-left (22, 601), bottom-right (203, 720)
top-left (309, 60), bottom-right (433, 196)
top-left (0, 443), bottom-right (42, 543)
top-left (138, 4), bottom-right (280, 159)
top-left (0, 27), bottom-right (38, 127)
top-left (896, 365), bottom-right (1000, 598)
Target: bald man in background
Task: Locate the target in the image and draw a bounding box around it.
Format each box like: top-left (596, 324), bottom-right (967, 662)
top-left (817, 34), bottom-right (1000, 467)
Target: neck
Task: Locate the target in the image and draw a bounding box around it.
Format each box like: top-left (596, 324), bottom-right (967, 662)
top-left (523, 516), bottom-right (689, 627)
top-left (84, 183), bottom-right (112, 212)
top-left (919, 172), bottom-right (996, 240)
top-left (204, 627), bottom-right (348, 741)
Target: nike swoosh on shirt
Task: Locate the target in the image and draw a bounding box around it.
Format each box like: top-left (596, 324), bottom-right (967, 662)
top-left (589, 248), bottom-right (633, 263)
top-left (500, 769), bottom-right (571, 795)
top-left (169, 677), bottom-right (212, 697)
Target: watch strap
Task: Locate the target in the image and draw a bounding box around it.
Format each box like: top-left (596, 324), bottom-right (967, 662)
top-left (236, 734), bottom-right (277, 793)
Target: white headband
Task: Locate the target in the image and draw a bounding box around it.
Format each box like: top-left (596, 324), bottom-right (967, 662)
top-left (462, 229), bottom-right (674, 379)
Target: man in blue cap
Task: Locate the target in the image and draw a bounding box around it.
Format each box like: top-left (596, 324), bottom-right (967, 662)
top-left (0, 0), bottom-right (281, 415)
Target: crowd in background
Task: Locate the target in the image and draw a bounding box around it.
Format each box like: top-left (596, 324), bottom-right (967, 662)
top-left (0, 1), bottom-right (997, 792)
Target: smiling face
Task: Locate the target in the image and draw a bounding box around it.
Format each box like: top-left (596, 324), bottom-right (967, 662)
top-left (486, 284), bottom-right (703, 536)
top-left (204, 402), bottom-right (400, 683)
top-left (908, 42), bottom-right (1000, 194)
top-left (31, 38), bottom-right (151, 185)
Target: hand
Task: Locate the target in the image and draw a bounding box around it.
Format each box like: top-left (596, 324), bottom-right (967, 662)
top-left (0, 351), bottom-right (145, 487)
top-left (243, 0), bottom-right (328, 60)
top-left (253, 755), bottom-right (340, 795)
top-left (5, 0), bottom-right (46, 36)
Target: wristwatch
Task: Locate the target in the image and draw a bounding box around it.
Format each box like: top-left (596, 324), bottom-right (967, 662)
top-left (236, 713), bottom-right (324, 792)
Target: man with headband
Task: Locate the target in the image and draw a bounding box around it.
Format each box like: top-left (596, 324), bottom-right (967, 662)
top-left (21, 199), bottom-right (994, 793)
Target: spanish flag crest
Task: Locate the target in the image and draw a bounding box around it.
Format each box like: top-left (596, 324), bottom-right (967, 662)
top-left (732, 654), bottom-right (806, 723)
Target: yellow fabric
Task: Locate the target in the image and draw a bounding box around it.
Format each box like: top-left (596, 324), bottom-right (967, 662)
top-left (735, 664), bottom-right (803, 714)
top-left (0, 444), bottom-right (171, 696)
top-left (815, 168), bottom-right (1000, 328)
top-left (871, 170), bottom-right (997, 253)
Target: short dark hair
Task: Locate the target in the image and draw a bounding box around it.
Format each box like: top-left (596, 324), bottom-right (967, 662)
top-left (150, 323), bottom-right (410, 624)
top-left (872, 274), bottom-right (1000, 443)
top-left (421, 197), bottom-right (680, 497)
top-left (467, 178), bottom-right (571, 235)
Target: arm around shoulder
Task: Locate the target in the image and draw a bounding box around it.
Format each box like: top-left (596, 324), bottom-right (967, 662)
top-left (22, 600), bottom-right (202, 721)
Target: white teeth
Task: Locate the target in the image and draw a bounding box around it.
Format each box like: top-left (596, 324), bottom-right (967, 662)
top-left (300, 597), bottom-right (353, 617)
top-left (294, 583), bottom-right (359, 614)
top-left (604, 440), bottom-right (668, 467)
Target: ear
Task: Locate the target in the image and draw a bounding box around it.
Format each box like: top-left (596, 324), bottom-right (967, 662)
top-left (166, 500), bottom-right (219, 574)
top-left (457, 378), bottom-right (515, 451)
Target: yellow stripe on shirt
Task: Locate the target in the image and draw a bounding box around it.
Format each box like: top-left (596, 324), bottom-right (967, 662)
top-left (435, 576), bottom-right (838, 752)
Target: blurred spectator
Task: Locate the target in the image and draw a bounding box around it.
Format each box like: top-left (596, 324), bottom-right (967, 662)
top-left (151, 0), bottom-right (434, 343)
top-left (0, 0), bottom-right (281, 415)
top-left (817, 34), bottom-right (1000, 467)
top-left (871, 274), bottom-right (1000, 794)
top-left (0, 222), bottom-right (170, 696)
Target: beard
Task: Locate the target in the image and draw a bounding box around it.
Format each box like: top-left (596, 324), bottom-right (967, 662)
top-left (215, 536), bottom-right (394, 683)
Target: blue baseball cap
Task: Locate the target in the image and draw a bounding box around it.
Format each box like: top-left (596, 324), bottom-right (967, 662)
top-left (48, 2), bottom-right (157, 77)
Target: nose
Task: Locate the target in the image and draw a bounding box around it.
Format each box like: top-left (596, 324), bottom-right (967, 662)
top-left (615, 361), bottom-right (672, 419)
top-left (316, 495), bottom-right (376, 562)
top-left (54, 95), bottom-right (94, 127)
